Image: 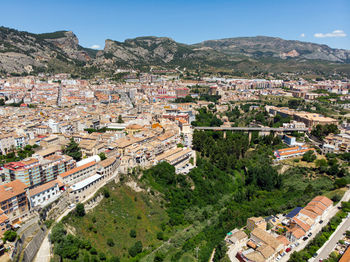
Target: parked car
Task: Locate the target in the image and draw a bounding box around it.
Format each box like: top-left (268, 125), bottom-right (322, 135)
top-left (303, 237), bottom-right (309, 241)
top-left (286, 248), bottom-right (292, 253)
top-left (319, 220), bottom-right (323, 224)
top-left (313, 253), bottom-right (318, 257)
top-left (308, 232), bottom-right (312, 237)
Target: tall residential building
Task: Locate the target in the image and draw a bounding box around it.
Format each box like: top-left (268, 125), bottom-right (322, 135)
top-left (3, 154), bottom-right (75, 187)
top-left (0, 180), bottom-right (28, 224)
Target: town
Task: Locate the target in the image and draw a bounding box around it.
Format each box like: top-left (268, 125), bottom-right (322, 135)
top-left (0, 70), bottom-right (349, 262)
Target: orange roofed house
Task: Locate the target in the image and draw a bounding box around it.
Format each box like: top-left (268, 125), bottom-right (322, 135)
top-left (0, 180), bottom-right (29, 226)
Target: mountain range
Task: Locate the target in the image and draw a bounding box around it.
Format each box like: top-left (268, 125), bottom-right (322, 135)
top-left (1, 26), bottom-right (350, 77)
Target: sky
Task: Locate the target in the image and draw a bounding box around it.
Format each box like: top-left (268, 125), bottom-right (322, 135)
top-left (1, 0), bottom-right (349, 50)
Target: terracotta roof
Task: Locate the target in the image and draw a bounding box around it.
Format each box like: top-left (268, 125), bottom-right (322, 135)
top-left (29, 180), bottom-right (59, 197)
top-left (59, 161), bottom-right (96, 178)
top-left (276, 235), bottom-right (290, 246)
top-left (279, 148), bottom-right (314, 156)
top-left (257, 244), bottom-right (275, 259)
top-left (0, 180), bottom-right (27, 203)
top-left (0, 214), bottom-right (9, 224)
top-left (293, 217), bottom-right (311, 232)
top-left (290, 227), bottom-right (305, 239)
top-left (251, 228), bottom-right (282, 250)
top-left (312, 196), bottom-right (333, 208)
top-left (277, 146), bottom-right (300, 152)
top-left (299, 208), bottom-right (319, 219)
top-left (340, 247), bottom-right (350, 262)
top-left (98, 157), bottom-right (117, 168)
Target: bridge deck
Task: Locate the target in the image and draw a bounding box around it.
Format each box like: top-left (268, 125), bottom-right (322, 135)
top-left (193, 127), bottom-right (309, 132)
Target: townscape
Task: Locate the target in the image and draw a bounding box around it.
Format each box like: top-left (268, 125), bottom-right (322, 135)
top-left (0, 1), bottom-right (350, 262)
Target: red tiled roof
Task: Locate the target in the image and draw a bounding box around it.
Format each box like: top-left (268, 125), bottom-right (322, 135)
top-left (59, 161), bottom-right (96, 178)
top-left (0, 180), bottom-right (27, 203)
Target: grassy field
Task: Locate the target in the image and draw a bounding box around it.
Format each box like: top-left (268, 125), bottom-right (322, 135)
top-left (65, 182), bottom-right (169, 261)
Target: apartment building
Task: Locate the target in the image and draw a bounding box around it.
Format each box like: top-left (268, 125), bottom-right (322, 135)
top-left (28, 179), bottom-right (63, 209)
top-left (0, 180), bottom-right (29, 224)
top-left (57, 160), bottom-right (97, 186)
top-left (0, 209), bottom-right (10, 237)
top-left (3, 154), bottom-right (75, 187)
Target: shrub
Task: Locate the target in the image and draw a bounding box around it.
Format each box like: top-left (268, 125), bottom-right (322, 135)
top-left (128, 241), bottom-right (143, 257)
top-left (3, 230), bottom-right (17, 242)
top-left (129, 229), bottom-right (136, 238)
top-left (157, 232), bottom-right (164, 240)
top-left (107, 238), bottom-right (115, 247)
top-left (76, 203), bottom-right (85, 217)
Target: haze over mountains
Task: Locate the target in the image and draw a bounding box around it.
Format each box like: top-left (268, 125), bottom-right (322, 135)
top-left (1, 26), bottom-right (350, 76)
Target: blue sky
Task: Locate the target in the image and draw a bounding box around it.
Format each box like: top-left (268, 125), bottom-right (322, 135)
top-left (1, 0), bottom-right (349, 50)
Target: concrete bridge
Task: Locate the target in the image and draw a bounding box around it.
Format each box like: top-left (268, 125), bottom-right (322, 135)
top-left (193, 126), bottom-right (309, 132)
top-left (193, 126), bottom-right (309, 140)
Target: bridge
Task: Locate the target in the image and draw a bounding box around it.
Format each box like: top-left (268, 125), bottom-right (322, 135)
top-left (193, 126), bottom-right (309, 132)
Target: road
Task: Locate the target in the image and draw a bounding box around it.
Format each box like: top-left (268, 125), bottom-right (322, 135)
top-left (313, 216), bottom-right (350, 261)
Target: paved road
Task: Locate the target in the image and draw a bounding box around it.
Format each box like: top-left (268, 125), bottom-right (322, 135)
top-left (313, 217), bottom-right (350, 261)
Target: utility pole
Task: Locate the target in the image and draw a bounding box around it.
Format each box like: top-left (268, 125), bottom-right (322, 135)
top-left (195, 246), bottom-right (200, 260)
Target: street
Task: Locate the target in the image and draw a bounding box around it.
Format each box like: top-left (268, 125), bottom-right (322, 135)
top-left (313, 216), bottom-right (350, 261)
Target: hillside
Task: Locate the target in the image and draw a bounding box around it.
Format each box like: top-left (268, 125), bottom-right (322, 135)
top-left (0, 27), bottom-right (94, 74)
top-left (1, 26), bottom-right (350, 77)
top-left (195, 36), bottom-right (350, 63)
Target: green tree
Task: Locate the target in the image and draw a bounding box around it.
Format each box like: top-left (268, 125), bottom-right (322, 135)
top-left (3, 230), bottom-right (17, 242)
top-left (128, 241), bottom-right (143, 257)
top-left (302, 151), bottom-right (316, 162)
top-left (63, 138), bottom-right (82, 161)
top-left (129, 229), bottom-right (137, 238)
top-left (117, 115), bottom-right (124, 123)
top-left (76, 203), bottom-right (86, 217)
top-left (99, 152), bottom-right (107, 161)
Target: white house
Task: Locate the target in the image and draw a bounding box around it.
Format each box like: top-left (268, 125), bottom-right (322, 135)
top-left (29, 180), bottom-right (62, 208)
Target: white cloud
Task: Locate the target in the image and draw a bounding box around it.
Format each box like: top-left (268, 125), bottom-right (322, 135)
top-left (314, 30), bottom-right (346, 38)
top-left (90, 44), bottom-right (101, 49)
top-left (300, 33), bottom-right (305, 37)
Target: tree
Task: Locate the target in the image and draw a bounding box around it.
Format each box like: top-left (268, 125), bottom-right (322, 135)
top-left (63, 138), bottom-right (82, 161)
top-left (117, 115), bottom-right (124, 123)
top-left (99, 152), bottom-right (107, 161)
top-left (76, 203), bottom-right (85, 217)
top-left (130, 229), bottom-right (137, 238)
top-left (107, 238), bottom-right (114, 247)
top-left (3, 230), bottom-right (17, 242)
top-left (213, 241), bottom-right (227, 262)
top-left (128, 241), bottom-right (143, 257)
top-left (302, 151), bottom-right (316, 162)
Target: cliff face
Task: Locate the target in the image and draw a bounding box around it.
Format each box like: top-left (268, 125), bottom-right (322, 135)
top-left (0, 26), bottom-right (350, 76)
top-left (0, 27), bottom-right (93, 74)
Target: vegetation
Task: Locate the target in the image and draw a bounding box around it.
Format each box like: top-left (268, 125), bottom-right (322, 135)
top-left (191, 108), bottom-right (223, 127)
top-left (311, 124), bottom-right (340, 140)
top-left (99, 152), bottom-right (107, 161)
top-left (63, 138), bottom-right (82, 161)
top-left (2, 230), bottom-right (17, 242)
top-left (0, 144), bottom-right (38, 165)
